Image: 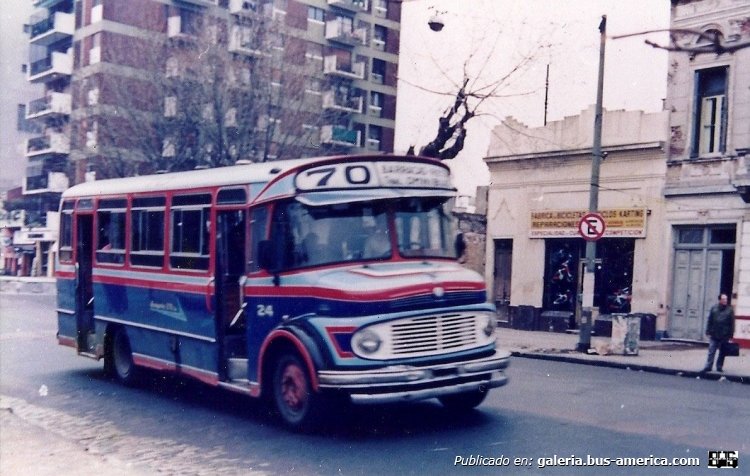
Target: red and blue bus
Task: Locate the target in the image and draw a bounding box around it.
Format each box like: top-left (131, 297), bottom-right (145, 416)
top-left (56, 154), bottom-right (510, 429)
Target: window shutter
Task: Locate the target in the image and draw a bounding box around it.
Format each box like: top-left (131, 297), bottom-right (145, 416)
top-left (719, 91), bottom-right (727, 153)
top-left (690, 71), bottom-right (700, 158)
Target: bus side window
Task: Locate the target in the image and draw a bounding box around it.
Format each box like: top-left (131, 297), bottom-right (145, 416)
top-left (169, 193), bottom-right (212, 271)
top-left (248, 206), bottom-right (269, 273)
top-left (96, 206), bottom-right (126, 265)
top-left (59, 208), bottom-right (74, 262)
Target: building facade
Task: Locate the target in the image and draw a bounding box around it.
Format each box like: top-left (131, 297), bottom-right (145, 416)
top-left (665, 0), bottom-right (750, 345)
top-left (484, 108), bottom-right (670, 332)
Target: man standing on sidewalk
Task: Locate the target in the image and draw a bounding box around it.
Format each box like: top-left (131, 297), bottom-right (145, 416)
top-left (703, 294), bottom-right (735, 373)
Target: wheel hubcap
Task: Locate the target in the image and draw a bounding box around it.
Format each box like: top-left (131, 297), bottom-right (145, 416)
top-left (280, 363), bottom-right (307, 412)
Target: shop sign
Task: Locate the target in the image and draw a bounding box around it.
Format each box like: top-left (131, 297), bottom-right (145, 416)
top-left (0, 210), bottom-right (26, 228)
top-left (530, 208), bottom-right (647, 238)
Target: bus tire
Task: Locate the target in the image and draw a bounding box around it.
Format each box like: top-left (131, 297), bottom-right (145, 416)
top-left (438, 388), bottom-right (488, 411)
top-left (272, 352), bottom-right (323, 431)
top-left (106, 327), bottom-right (140, 386)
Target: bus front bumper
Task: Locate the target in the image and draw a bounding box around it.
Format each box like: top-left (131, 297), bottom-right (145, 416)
top-left (317, 351), bottom-right (510, 404)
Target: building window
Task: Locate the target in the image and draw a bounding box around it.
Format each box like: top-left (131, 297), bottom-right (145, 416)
top-left (308, 6), bottom-right (324, 23)
top-left (692, 67), bottom-right (727, 157)
top-left (372, 58), bottom-right (385, 84)
top-left (89, 32), bottom-right (102, 64)
top-left (373, 25), bottom-right (386, 50)
top-left (17, 104), bottom-right (41, 133)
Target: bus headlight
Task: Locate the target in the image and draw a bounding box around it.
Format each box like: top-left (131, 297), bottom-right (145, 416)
top-left (352, 328), bottom-right (382, 355)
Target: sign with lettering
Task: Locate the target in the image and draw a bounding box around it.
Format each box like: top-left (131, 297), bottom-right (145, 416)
top-left (530, 208), bottom-right (647, 238)
top-left (295, 161), bottom-right (452, 192)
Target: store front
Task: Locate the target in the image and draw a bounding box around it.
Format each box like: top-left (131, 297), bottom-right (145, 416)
top-left (544, 238), bottom-right (634, 315)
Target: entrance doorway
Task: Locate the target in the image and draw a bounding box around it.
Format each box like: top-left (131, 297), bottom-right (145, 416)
top-left (670, 226), bottom-right (735, 341)
top-left (493, 239), bottom-right (512, 322)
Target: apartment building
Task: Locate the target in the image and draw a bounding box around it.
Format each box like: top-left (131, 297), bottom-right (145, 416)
top-left (25, 0), bottom-right (400, 185)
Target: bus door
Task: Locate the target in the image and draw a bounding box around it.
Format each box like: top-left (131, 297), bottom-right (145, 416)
top-left (215, 209), bottom-right (247, 363)
top-left (75, 214), bottom-right (95, 351)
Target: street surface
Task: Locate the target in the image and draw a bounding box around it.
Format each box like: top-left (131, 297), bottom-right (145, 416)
top-left (1, 293), bottom-right (748, 475)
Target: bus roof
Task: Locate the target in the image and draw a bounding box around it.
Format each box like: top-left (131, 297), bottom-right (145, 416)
top-left (61, 155), bottom-right (455, 203)
top-left (62, 157), bottom-right (321, 199)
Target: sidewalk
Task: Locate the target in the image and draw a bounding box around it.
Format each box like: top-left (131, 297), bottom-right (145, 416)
top-left (0, 276), bottom-right (56, 295)
top-left (499, 327), bottom-right (750, 384)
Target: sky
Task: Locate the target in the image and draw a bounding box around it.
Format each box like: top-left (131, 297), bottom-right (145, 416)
top-left (0, 0), bottom-right (671, 194)
top-left (394, 0), bottom-right (671, 196)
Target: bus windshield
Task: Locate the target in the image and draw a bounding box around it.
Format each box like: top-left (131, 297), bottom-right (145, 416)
top-left (272, 197), bottom-right (457, 269)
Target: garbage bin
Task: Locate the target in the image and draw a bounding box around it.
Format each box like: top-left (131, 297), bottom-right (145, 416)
top-left (594, 314), bottom-right (612, 337)
top-left (513, 305), bottom-right (536, 331)
top-left (611, 314), bottom-right (640, 355)
top-left (540, 311), bottom-right (572, 333)
top-left (629, 313), bottom-right (656, 341)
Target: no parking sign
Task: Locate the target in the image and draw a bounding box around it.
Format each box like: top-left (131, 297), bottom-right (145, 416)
top-left (578, 212), bottom-right (606, 241)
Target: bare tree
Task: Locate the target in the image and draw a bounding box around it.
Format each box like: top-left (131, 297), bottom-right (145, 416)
top-left (405, 34), bottom-right (545, 161)
top-left (75, 7), bottom-right (326, 179)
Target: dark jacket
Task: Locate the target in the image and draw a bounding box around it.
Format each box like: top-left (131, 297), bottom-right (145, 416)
top-left (706, 304), bottom-right (735, 340)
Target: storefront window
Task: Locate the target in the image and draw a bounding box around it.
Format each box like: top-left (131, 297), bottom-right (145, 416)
top-left (543, 238), bottom-right (635, 315)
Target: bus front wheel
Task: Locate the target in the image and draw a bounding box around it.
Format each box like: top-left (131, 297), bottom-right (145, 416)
top-left (105, 327), bottom-right (140, 386)
top-left (272, 353), bottom-right (323, 431)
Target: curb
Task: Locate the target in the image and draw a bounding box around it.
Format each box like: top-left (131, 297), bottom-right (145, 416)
top-left (511, 351), bottom-right (749, 385)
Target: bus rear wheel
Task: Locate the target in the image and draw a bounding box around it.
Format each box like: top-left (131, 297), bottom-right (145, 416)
top-left (272, 353), bottom-right (323, 431)
top-left (439, 388), bottom-right (488, 411)
top-left (106, 327), bottom-right (140, 386)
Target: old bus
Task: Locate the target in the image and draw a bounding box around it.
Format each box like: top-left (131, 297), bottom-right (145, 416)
top-left (56, 155), bottom-right (510, 429)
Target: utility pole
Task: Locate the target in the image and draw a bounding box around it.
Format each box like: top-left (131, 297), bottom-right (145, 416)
top-left (577, 15), bottom-right (606, 352)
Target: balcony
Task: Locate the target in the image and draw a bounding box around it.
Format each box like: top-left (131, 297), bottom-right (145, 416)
top-left (29, 11), bottom-right (74, 46)
top-left (666, 154), bottom-right (749, 200)
top-left (33, 0), bottom-right (71, 8)
top-left (28, 50), bottom-right (72, 83)
top-left (26, 92), bottom-right (72, 121)
top-left (368, 104), bottom-right (382, 117)
top-left (321, 125), bottom-right (360, 147)
top-left (174, 0), bottom-right (219, 6)
top-left (229, 0), bottom-right (258, 15)
top-left (168, 16), bottom-right (196, 40)
top-left (365, 137), bottom-right (381, 152)
top-left (322, 90), bottom-right (363, 113)
top-left (323, 55), bottom-right (365, 80)
top-left (24, 172), bottom-right (69, 195)
top-left (327, 0), bottom-right (369, 13)
top-left (229, 26), bottom-right (264, 57)
top-left (325, 20), bottom-right (366, 46)
top-left (26, 133), bottom-right (70, 158)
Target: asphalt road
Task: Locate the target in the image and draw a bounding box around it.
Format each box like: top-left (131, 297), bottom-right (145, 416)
top-left (1, 293), bottom-right (748, 475)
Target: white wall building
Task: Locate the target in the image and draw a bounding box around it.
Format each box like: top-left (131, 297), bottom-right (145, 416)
top-left (484, 107), bottom-right (669, 334)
